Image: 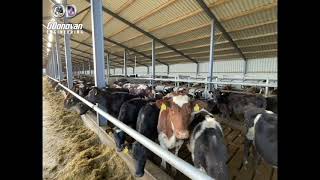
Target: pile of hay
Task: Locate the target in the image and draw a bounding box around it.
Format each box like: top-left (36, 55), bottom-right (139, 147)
top-left (43, 77), bottom-right (134, 180)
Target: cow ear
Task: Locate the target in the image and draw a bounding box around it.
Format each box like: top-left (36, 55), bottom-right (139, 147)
top-left (192, 100), bottom-right (208, 112)
top-left (155, 99), bottom-right (164, 109)
top-left (155, 97), bottom-right (171, 109)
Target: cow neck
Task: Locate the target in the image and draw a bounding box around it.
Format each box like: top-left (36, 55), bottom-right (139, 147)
top-left (158, 108), bottom-right (173, 139)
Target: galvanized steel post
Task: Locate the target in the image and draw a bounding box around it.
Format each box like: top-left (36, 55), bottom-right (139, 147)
top-left (55, 34), bottom-right (63, 80)
top-left (48, 55), bottom-right (52, 76)
top-left (134, 56), bottom-right (136, 75)
top-left (123, 49), bottom-right (127, 77)
top-left (243, 60), bottom-right (247, 75)
top-left (196, 62), bottom-right (199, 76)
top-left (265, 78), bottom-right (269, 97)
top-left (151, 39), bottom-right (156, 85)
top-left (82, 62), bottom-right (85, 75)
top-left (208, 19), bottom-right (216, 90)
top-left (88, 61), bottom-right (91, 76)
top-left (63, 9), bottom-right (73, 88)
top-left (51, 45), bottom-right (57, 79)
top-left (91, 0), bottom-right (107, 126)
top-left (106, 53), bottom-right (110, 78)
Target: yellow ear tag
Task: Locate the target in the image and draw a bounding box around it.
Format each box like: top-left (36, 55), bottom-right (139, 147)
top-left (160, 103), bottom-right (167, 112)
top-left (123, 147), bottom-right (129, 154)
top-left (194, 104), bottom-right (200, 112)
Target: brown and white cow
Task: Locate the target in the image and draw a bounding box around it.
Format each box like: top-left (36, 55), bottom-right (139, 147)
top-left (155, 92), bottom-right (208, 174)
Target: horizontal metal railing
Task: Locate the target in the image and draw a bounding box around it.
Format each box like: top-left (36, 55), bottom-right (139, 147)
top-left (130, 77), bottom-right (277, 88)
top-left (46, 75), bottom-right (214, 180)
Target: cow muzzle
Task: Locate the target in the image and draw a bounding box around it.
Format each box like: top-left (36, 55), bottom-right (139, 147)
top-left (175, 130), bottom-right (189, 139)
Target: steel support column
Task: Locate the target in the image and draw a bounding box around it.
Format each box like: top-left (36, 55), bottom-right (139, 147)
top-left (106, 53), bottom-right (110, 77)
top-left (91, 0), bottom-right (107, 126)
top-left (208, 19), bottom-right (216, 91)
top-left (63, 16), bottom-right (73, 88)
top-left (134, 56), bottom-right (136, 75)
top-left (88, 61), bottom-right (91, 75)
top-left (123, 50), bottom-right (127, 77)
top-left (82, 62), bottom-right (85, 75)
top-left (151, 40), bottom-right (156, 81)
top-left (196, 63), bottom-right (199, 75)
top-left (63, 33), bottom-right (73, 88)
top-left (167, 65), bottom-right (170, 75)
top-left (55, 33), bottom-right (63, 80)
top-left (48, 55), bottom-right (52, 76)
top-left (243, 60), bottom-right (247, 75)
top-left (52, 45), bottom-right (57, 79)
top-left (50, 55), bottom-right (53, 77)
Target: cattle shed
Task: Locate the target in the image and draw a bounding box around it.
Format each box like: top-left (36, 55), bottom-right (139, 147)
top-left (43, 0), bottom-right (277, 180)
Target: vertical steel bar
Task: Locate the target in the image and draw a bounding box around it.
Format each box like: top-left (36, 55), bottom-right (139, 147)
top-left (91, 0), bottom-right (107, 126)
top-left (123, 50), bottom-right (127, 77)
top-left (55, 34), bottom-right (63, 80)
top-left (208, 19), bottom-right (216, 91)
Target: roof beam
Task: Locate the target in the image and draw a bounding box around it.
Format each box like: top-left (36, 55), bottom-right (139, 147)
top-left (108, 1), bottom-right (275, 49)
top-left (74, 6), bottom-right (91, 19)
top-left (196, 0), bottom-right (247, 61)
top-left (108, 0), bottom-right (176, 38)
top-left (81, 27), bottom-right (162, 67)
top-left (70, 37), bottom-right (143, 67)
top-left (59, 42), bottom-right (127, 67)
top-left (94, 3), bottom-right (198, 64)
top-left (112, 19), bottom-right (276, 54)
top-left (104, 0), bottom-right (136, 24)
top-left (138, 42), bottom-right (277, 58)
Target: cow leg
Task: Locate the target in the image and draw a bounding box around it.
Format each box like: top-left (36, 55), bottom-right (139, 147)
top-left (114, 128), bottom-right (126, 152)
top-left (252, 146), bottom-right (262, 174)
top-left (171, 140), bottom-right (184, 175)
top-left (243, 138), bottom-right (253, 170)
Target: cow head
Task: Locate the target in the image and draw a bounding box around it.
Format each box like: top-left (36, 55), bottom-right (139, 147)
top-left (78, 87), bottom-right (107, 115)
top-left (143, 86), bottom-right (154, 98)
top-left (210, 89), bottom-right (222, 103)
top-left (156, 93), bottom-right (208, 139)
top-left (64, 85), bottom-right (80, 109)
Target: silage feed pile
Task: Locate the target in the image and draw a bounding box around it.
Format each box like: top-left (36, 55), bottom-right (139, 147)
top-left (43, 77), bottom-right (134, 180)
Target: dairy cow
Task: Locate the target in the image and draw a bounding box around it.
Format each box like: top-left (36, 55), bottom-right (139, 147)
top-left (188, 109), bottom-right (229, 180)
top-left (114, 98), bottom-right (154, 152)
top-left (156, 93), bottom-right (208, 174)
top-left (243, 106), bottom-right (277, 170)
top-left (132, 103), bottom-right (160, 177)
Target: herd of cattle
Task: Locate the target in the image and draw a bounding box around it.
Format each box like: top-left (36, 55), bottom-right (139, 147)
top-left (48, 76), bottom-right (277, 180)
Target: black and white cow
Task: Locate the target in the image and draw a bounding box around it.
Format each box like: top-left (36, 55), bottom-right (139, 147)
top-left (210, 89), bottom-right (267, 120)
top-left (114, 98), bottom-right (154, 152)
top-left (188, 109), bottom-right (229, 180)
top-left (132, 103), bottom-right (160, 177)
top-left (78, 87), bottom-right (138, 117)
top-left (243, 106), bottom-right (277, 170)
top-left (266, 95), bottom-right (277, 114)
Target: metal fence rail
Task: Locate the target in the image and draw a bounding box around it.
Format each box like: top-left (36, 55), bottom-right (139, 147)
top-left (130, 77), bottom-right (277, 88)
top-left (46, 75), bottom-right (214, 180)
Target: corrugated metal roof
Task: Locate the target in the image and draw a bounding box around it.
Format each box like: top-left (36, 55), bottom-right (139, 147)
top-left (44, 0), bottom-right (277, 68)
